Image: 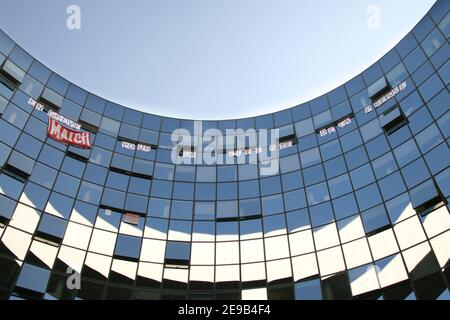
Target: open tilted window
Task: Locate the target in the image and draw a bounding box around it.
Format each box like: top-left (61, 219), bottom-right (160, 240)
top-left (410, 180), bottom-right (447, 217)
top-left (38, 87), bottom-right (63, 113)
top-left (0, 59), bottom-right (24, 90)
top-left (35, 214), bottom-right (67, 246)
top-left (380, 106), bottom-right (408, 135)
top-left (368, 76), bottom-right (391, 101)
top-left (164, 241), bottom-right (191, 268)
top-left (2, 163), bottom-right (31, 183)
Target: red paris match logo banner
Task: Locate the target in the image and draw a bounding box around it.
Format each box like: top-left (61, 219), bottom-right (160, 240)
top-left (47, 118), bottom-right (92, 149)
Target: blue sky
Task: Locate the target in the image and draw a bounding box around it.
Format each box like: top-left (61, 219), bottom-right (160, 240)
top-left (0, 0), bottom-right (436, 120)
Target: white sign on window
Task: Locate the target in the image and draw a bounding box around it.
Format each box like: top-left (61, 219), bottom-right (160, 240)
top-left (121, 141), bottom-right (152, 153)
top-left (28, 97), bottom-right (81, 130)
top-left (319, 117), bottom-right (352, 137)
top-left (364, 81), bottom-right (407, 114)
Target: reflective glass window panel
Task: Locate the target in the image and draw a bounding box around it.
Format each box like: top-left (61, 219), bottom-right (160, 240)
top-left (260, 176), bottom-right (282, 196)
top-left (321, 272), bottom-right (352, 300)
top-left (295, 279), bottom-right (322, 300)
top-left (425, 86), bottom-right (447, 119)
top-left (83, 163), bottom-right (107, 185)
top-left (15, 264), bottom-right (50, 294)
top-left (239, 180), bottom-right (260, 199)
top-left (424, 142), bottom-right (450, 175)
top-left (217, 182), bottom-right (237, 200)
top-left (216, 221), bottom-right (238, 242)
top-left (0, 172), bottom-right (24, 199)
top-left (300, 148), bottom-right (320, 168)
top-left (393, 139), bottom-right (420, 168)
top-left (3, 103), bottom-right (29, 129)
top-left (313, 110), bottom-right (332, 128)
top-left (345, 146), bottom-right (369, 171)
top-left (101, 188), bottom-right (125, 210)
top-left (175, 165), bottom-right (196, 182)
top-left (332, 193), bottom-right (359, 220)
top-left (401, 158), bottom-right (431, 189)
top-left (147, 198), bottom-right (170, 219)
top-left (0, 194), bottom-right (16, 220)
top-left (217, 165), bottom-right (237, 181)
top-left (295, 118), bottom-right (314, 138)
top-left (144, 218), bottom-right (168, 240)
top-left (53, 173), bottom-right (80, 198)
top-left (303, 164), bottom-right (325, 186)
top-left (19, 182), bottom-right (49, 211)
top-left (0, 119), bottom-right (20, 147)
top-left (216, 200), bottom-right (238, 219)
top-left (47, 73), bottom-right (69, 95)
top-left (306, 182), bottom-right (329, 206)
top-left (99, 117), bottom-right (120, 137)
top-left (168, 220), bottom-right (192, 241)
top-left (310, 202), bottom-right (335, 227)
top-left (297, 134), bottom-right (318, 152)
top-left (195, 183), bottom-right (216, 201)
top-left (280, 154), bottom-right (301, 174)
top-left (37, 213), bottom-right (67, 239)
top-left (89, 147), bottom-right (112, 167)
top-left (165, 241), bottom-right (190, 262)
top-left (46, 192), bottom-right (74, 219)
top-left (328, 174), bottom-right (352, 198)
top-left (415, 124), bottom-right (444, 154)
top-left (281, 171), bottom-right (303, 192)
top-left (30, 163), bottom-right (57, 189)
top-left (372, 152), bottom-right (397, 179)
top-left (346, 75), bottom-right (365, 97)
top-left (262, 195), bottom-right (284, 215)
top-left (71, 200), bottom-right (97, 226)
top-left (153, 163), bottom-right (174, 180)
top-left (324, 156), bottom-right (346, 179)
top-left (151, 180), bottom-right (173, 198)
top-left (284, 189), bottom-right (307, 211)
top-left (361, 204), bottom-right (390, 235)
top-left (355, 183), bottom-right (383, 211)
top-left (192, 221), bottom-right (216, 241)
top-left (286, 208), bottom-right (310, 232)
top-left (340, 130), bottom-right (363, 153)
top-left (350, 164), bottom-right (375, 190)
top-left (61, 156), bottom-right (85, 177)
top-left (240, 198), bottom-right (262, 217)
top-left (320, 140), bottom-right (342, 161)
top-left (171, 200), bottom-right (193, 220)
top-left (128, 176), bottom-right (151, 196)
top-left (124, 193), bottom-right (148, 214)
top-left (378, 172), bottom-right (407, 201)
top-left (114, 235), bottom-right (141, 260)
top-left (240, 219), bottom-right (263, 239)
top-left (27, 60), bottom-right (50, 83)
top-left (19, 75), bottom-right (44, 98)
top-left (106, 171), bottom-right (129, 191)
top-left (111, 154), bottom-right (133, 172)
top-left (292, 103), bottom-right (311, 122)
top-left (77, 181), bottom-right (102, 205)
top-left (196, 166), bottom-right (216, 182)
top-left (238, 164), bottom-right (258, 180)
top-left (418, 74), bottom-right (444, 103)
top-left (194, 202), bottom-right (215, 220)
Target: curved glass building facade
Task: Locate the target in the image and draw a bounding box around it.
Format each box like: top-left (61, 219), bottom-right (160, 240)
top-left (0, 0), bottom-right (449, 300)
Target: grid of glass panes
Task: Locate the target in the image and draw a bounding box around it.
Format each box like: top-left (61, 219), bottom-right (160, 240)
top-left (0, 0), bottom-right (449, 300)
